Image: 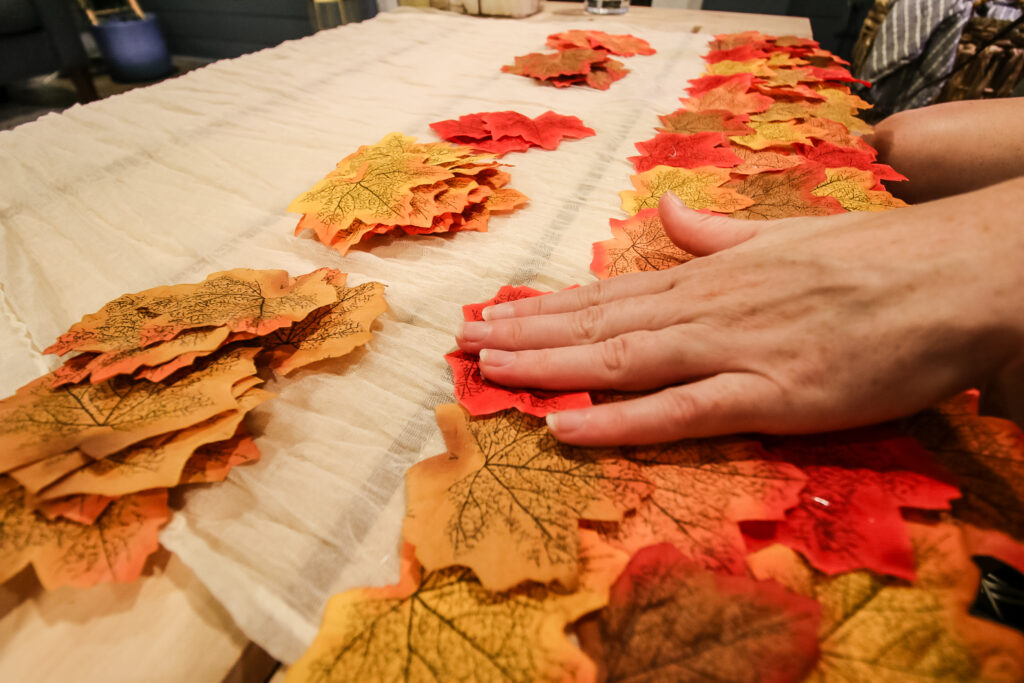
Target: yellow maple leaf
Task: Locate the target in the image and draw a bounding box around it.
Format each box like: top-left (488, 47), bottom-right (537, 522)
top-left (403, 404), bottom-right (649, 591)
top-left (729, 119), bottom-right (817, 150)
top-left (706, 59), bottom-right (774, 77)
top-left (286, 543), bottom-right (604, 683)
top-left (620, 165), bottom-right (754, 214)
top-left (748, 522), bottom-right (1024, 682)
top-left (811, 167), bottom-right (907, 212)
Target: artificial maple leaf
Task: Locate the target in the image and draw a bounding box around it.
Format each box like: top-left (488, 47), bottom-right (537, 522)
top-left (290, 133), bottom-right (456, 236)
top-left (178, 432), bottom-right (261, 484)
top-left (898, 392), bottom-right (1024, 574)
top-left (594, 436), bottom-right (806, 575)
top-left (681, 77), bottom-right (774, 115)
top-left (485, 187), bottom-right (530, 213)
top-left (8, 450), bottom-right (91, 493)
top-left (36, 494), bottom-right (113, 525)
top-left (428, 113), bottom-right (491, 141)
top-left (286, 543), bottom-right (605, 683)
top-left (765, 50), bottom-right (810, 68)
top-left (743, 430), bottom-right (961, 580)
top-left (729, 119), bottom-right (820, 150)
top-left (502, 47), bottom-right (607, 81)
top-left (628, 131), bottom-right (742, 172)
top-left (579, 544), bottom-right (821, 683)
top-left (0, 478), bottom-right (168, 589)
top-left (656, 108), bottom-right (754, 136)
top-left (751, 88), bottom-right (873, 135)
top-left (261, 274), bottom-right (388, 376)
top-left (580, 58), bottom-right (628, 91)
top-left (724, 163), bottom-right (845, 220)
top-left (403, 404), bottom-right (650, 590)
top-left (620, 165), bottom-right (754, 215)
top-left (709, 31), bottom-right (771, 52)
top-left (707, 58), bottom-right (775, 78)
top-left (752, 81), bottom-right (827, 101)
top-left (811, 167), bottom-right (907, 212)
top-left (46, 269), bottom-right (338, 357)
top-left (706, 44), bottom-right (770, 64)
top-left (485, 110), bottom-right (595, 150)
top-left (685, 72), bottom-right (755, 97)
top-left (748, 522), bottom-right (1024, 682)
top-left (546, 29), bottom-right (655, 57)
top-left (70, 327), bottom-right (231, 386)
top-left (33, 388), bottom-right (270, 500)
top-left (730, 145), bottom-right (804, 175)
top-left (803, 117), bottom-right (871, 151)
top-left (590, 208), bottom-right (694, 279)
top-left (0, 347), bottom-right (259, 470)
top-left (796, 140), bottom-right (907, 183)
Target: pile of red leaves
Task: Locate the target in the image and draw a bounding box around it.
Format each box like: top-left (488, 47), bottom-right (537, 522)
top-left (429, 110), bottom-right (595, 157)
top-left (503, 29), bottom-right (655, 90)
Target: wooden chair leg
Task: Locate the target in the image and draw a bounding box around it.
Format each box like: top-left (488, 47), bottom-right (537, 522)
top-left (68, 67), bottom-right (99, 103)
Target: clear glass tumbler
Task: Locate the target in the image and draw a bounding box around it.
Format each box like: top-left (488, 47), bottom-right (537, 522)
top-left (585, 0), bottom-right (629, 14)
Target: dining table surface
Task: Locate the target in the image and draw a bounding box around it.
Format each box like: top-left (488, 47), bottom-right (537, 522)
top-left (0, 3), bottom-right (812, 681)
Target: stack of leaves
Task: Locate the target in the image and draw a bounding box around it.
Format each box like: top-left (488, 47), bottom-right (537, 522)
top-left (0, 267), bottom-right (387, 589)
top-left (545, 29), bottom-right (656, 57)
top-left (593, 31), bottom-right (908, 278)
top-left (288, 132), bottom-right (529, 256)
top-left (502, 30), bottom-right (654, 91)
top-left (429, 110), bottom-right (595, 157)
top-left (288, 33), bottom-right (1024, 683)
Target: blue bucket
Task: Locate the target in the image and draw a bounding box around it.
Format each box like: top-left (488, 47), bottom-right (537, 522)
top-left (92, 13), bottom-right (173, 83)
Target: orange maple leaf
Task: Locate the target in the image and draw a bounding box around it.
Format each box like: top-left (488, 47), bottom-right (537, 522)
top-left (0, 478), bottom-right (167, 589)
top-left (590, 208), bottom-right (694, 279)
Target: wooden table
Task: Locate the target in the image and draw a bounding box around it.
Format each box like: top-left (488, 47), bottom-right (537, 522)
top-left (0, 5), bottom-right (810, 682)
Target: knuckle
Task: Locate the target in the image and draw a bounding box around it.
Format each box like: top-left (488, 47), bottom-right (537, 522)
top-left (660, 387), bottom-right (704, 425)
top-left (570, 306), bottom-right (605, 344)
top-left (503, 318), bottom-right (527, 348)
top-left (578, 283), bottom-right (604, 309)
top-left (597, 337), bottom-right (630, 379)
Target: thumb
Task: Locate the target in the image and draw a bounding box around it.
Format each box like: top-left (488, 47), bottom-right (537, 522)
top-left (658, 191), bottom-right (762, 256)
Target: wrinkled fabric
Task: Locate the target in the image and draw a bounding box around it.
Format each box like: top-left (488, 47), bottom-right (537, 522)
top-left (859, 0), bottom-right (973, 115)
top-left (0, 8), bottom-right (712, 663)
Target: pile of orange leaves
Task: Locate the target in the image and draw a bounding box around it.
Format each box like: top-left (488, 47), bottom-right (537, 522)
top-left (288, 133), bottom-right (529, 256)
top-left (288, 33), bottom-right (1024, 683)
top-left (0, 268), bottom-right (386, 589)
top-left (502, 30), bottom-right (655, 91)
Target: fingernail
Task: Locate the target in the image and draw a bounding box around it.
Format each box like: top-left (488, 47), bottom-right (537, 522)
top-left (546, 410), bottom-right (583, 433)
top-left (661, 191), bottom-right (685, 209)
top-left (482, 304), bottom-right (514, 321)
top-left (458, 321), bottom-right (489, 343)
top-left (479, 349), bottom-right (514, 367)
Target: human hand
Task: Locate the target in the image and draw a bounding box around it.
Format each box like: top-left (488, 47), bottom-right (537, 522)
top-left (456, 178), bottom-right (1024, 446)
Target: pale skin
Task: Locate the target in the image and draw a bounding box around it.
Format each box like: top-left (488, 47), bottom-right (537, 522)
top-left (456, 98), bottom-right (1024, 446)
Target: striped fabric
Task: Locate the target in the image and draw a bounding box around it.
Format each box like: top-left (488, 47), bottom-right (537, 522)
top-left (859, 0), bottom-right (973, 116)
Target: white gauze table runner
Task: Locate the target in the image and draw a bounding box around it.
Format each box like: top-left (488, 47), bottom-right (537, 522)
top-left (0, 9), bottom-right (711, 663)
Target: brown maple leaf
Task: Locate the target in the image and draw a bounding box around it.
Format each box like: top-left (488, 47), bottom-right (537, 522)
top-left (730, 146), bottom-right (804, 175)
top-left (620, 166), bottom-right (754, 215)
top-left (590, 208), bottom-right (694, 279)
top-left (579, 543), bottom-right (821, 683)
top-left (656, 109), bottom-right (754, 136)
top-left (403, 404), bottom-right (650, 591)
top-left (725, 163), bottom-right (846, 220)
top-left (285, 543), bottom-right (605, 683)
top-left (501, 48), bottom-right (608, 80)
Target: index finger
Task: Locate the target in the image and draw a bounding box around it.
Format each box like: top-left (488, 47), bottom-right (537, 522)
top-left (483, 267), bottom-right (680, 321)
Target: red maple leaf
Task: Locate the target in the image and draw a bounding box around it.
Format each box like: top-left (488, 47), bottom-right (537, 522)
top-left (482, 110), bottom-right (595, 150)
top-left (547, 29), bottom-right (656, 57)
top-left (428, 114), bottom-right (490, 141)
top-left (743, 430), bottom-right (961, 580)
top-left (686, 72), bottom-right (755, 97)
top-left (795, 141), bottom-right (907, 183)
top-left (450, 286), bottom-right (591, 417)
top-left (628, 131), bottom-right (742, 172)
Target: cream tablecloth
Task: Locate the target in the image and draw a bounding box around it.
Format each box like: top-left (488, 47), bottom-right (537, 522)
top-left (1, 8), bottom-right (736, 663)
